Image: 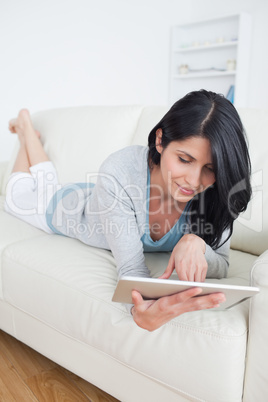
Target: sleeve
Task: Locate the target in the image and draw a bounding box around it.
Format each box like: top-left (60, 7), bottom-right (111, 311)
top-left (94, 162), bottom-right (151, 280)
top-left (205, 230), bottom-right (230, 279)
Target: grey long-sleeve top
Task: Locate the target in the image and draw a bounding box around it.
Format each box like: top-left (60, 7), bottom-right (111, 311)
top-left (46, 145), bottom-right (230, 279)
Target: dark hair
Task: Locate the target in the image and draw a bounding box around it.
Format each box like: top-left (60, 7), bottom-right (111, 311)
top-left (148, 90), bottom-right (252, 249)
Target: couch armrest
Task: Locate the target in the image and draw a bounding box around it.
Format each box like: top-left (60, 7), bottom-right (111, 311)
top-left (0, 161), bottom-right (8, 195)
top-left (243, 249), bottom-right (268, 401)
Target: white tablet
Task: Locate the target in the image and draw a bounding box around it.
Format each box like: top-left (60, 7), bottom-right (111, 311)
top-left (112, 276), bottom-right (260, 310)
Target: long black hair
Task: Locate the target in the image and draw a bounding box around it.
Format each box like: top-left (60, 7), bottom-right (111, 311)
top-left (148, 90), bottom-right (252, 249)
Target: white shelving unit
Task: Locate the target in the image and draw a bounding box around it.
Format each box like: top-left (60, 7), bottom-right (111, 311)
top-left (169, 13), bottom-right (252, 107)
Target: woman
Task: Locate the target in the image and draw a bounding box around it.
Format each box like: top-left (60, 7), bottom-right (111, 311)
top-left (5, 90), bottom-right (251, 331)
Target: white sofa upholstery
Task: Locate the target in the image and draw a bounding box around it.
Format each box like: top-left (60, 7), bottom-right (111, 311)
top-left (0, 105), bottom-right (267, 402)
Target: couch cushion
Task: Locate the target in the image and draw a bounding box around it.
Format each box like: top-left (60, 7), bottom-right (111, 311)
top-left (1, 232), bottom-right (257, 401)
top-left (2, 106), bottom-right (145, 192)
top-left (231, 108), bottom-right (268, 256)
top-left (0, 161), bottom-right (8, 196)
top-left (0, 196), bottom-right (45, 300)
top-left (131, 106), bottom-right (168, 146)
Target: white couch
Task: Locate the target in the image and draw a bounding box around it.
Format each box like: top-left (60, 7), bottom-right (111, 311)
top-left (0, 105), bottom-right (267, 402)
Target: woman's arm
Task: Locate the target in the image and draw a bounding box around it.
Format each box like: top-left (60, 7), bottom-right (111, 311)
top-left (205, 234), bottom-right (230, 279)
top-left (95, 163), bottom-right (150, 279)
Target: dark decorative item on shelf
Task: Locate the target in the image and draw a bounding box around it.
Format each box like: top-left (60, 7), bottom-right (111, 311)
top-left (226, 85), bottom-right (235, 104)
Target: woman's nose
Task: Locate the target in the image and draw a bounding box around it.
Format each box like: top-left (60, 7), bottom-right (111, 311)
top-left (185, 167), bottom-right (202, 189)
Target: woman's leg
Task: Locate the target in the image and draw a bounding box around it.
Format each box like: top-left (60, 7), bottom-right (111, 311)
top-left (9, 115), bottom-right (31, 173)
top-left (9, 109), bottom-right (49, 168)
top-left (11, 141), bottom-right (30, 173)
top-left (6, 109), bottom-right (58, 233)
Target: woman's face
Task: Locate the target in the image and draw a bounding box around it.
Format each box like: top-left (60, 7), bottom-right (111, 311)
top-left (156, 130), bottom-right (216, 203)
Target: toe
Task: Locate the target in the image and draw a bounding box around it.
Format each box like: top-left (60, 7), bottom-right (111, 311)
top-left (19, 109), bottom-right (30, 119)
top-left (8, 119), bottom-right (17, 133)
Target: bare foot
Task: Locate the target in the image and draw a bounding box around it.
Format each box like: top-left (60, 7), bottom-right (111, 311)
top-left (8, 109), bottom-right (40, 139)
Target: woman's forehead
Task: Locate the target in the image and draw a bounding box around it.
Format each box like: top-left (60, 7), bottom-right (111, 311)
top-left (169, 137), bottom-right (213, 163)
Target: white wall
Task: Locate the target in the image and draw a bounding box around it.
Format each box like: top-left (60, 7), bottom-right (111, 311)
top-left (1, 0), bottom-right (268, 163)
top-left (0, 0), bottom-right (191, 162)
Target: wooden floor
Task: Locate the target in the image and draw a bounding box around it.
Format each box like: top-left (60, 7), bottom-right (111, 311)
top-left (0, 330), bottom-right (119, 401)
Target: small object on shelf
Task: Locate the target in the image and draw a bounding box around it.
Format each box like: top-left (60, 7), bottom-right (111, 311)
top-left (216, 37), bottom-right (225, 43)
top-left (226, 59), bottom-right (236, 71)
top-left (226, 85), bottom-right (235, 103)
top-left (192, 41), bottom-right (200, 47)
top-left (178, 64), bottom-right (189, 74)
top-left (180, 43), bottom-right (189, 49)
top-left (204, 40), bottom-right (211, 46)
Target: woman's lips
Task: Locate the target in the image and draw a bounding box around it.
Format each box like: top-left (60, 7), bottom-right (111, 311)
top-left (176, 184), bottom-right (195, 195)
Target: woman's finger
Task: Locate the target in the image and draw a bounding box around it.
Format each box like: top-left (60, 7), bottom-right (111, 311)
top-left (194, 268), bottom-right (202, 283)
top-left (158, 253), bottom-right (175, 279)
top-left (188, 292), bottom-right (226, 311)
top-left (131, 290), bottom-right (144, 307)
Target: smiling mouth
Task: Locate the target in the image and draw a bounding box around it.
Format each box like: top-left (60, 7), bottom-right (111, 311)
top-left (176, 184), bottom-right (195, 196)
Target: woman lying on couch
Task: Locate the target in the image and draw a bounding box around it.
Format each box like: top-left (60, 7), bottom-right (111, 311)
top-left (5, 90), bottom-right (251, 331)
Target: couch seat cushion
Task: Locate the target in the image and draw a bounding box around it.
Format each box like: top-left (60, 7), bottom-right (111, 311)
top-left (0, 196), bottom-right (45, 299)
top-left (1, 231), bottom-right (257, 401)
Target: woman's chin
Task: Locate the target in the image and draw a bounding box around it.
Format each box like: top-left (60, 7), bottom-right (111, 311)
top-left (171, 191), bottom-right (194, 205)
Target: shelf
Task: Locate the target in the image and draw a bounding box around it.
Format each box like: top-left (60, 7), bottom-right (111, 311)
top-left (174, 41), bottom-right (238, 53)
top-left (173, 70), bottom-right (236, 79)
top-left (174, 13), bottom-right (240, 29)
top-left (169, 13), bottom-right (251, 107)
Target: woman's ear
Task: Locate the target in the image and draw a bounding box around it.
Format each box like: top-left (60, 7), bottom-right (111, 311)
top-left (155, 129), bottom-right (163, 153)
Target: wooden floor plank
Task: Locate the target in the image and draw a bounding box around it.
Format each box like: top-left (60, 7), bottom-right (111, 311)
top-left (0, 330), bottom-right (56, 380)
top-left (0, 351), bottom-right (38, 402)
top-left (0, 330), bottom-right (119, 402)
top-left (63, 368), bottom-right (119, 402)
top-left (26, 367), bottom-right (91, 401)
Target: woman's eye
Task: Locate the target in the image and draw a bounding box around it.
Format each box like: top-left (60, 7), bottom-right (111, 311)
top-left (179, 157), bottom-right (190, 164)
top-left (206, 166), bottom-right (214, 173)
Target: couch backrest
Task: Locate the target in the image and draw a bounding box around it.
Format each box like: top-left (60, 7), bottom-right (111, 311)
top-left (2, 105), bottom-right (267, 256)
top-left (33, 105), bottom-right (144, 184)
top-left (2, 105), bottom-right (166, 188)
top-left (230, 108), bottom-right (268, 256)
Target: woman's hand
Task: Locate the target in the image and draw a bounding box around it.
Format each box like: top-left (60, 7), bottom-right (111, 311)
top-left (131, 289), bottom-right (226, 331)
top-left (159, 234), bottom-right (208, 282)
